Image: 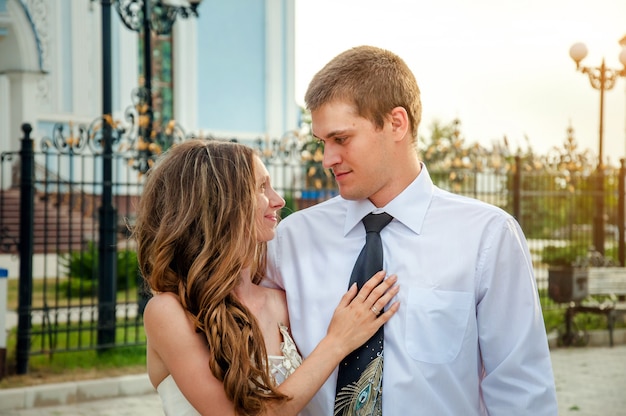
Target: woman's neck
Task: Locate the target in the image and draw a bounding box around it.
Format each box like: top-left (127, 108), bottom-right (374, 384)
top-left (233, 267), bottom-right (261, 307)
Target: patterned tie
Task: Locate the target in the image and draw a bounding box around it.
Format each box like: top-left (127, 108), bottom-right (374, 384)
top-left (334, 212), bottom-right (393, 416)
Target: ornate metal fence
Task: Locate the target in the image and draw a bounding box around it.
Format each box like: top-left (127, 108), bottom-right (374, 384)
top-left (1, 123), bottom-right (150, 374)
top-left (1, 122), bottom-right (625, 374)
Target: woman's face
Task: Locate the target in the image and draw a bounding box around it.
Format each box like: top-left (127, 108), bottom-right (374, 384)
top-left (253, 156), bottom-right (285, 242)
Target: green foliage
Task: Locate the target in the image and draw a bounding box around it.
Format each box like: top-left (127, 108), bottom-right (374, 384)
top-left (60, 241), bottom-right (139, 297)
top-left (542, 308), bottom-right (565, 333)
top-left (299, 108), bottom-right (335, 191)
top-left (541, 243), bottom-right (619, 267)
top-left (540, 243), bottom-right (589, 267)
top-left (281, 191), bottom-right (297, 218)
top-left (62, 276), bottom-right (97, 298)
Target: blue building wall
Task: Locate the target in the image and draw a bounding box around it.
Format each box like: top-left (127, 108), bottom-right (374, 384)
top-left (196, 0), bottom-right (267, 134)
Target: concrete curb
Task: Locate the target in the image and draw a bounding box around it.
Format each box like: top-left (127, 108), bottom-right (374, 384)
top-left (0, 373), bottom-right (156, 412)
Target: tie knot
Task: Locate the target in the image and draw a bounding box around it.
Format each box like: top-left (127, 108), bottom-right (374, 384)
top-left (362, 212), bottom-right (393, 234)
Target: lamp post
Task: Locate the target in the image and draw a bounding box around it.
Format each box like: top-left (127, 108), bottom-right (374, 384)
top-left (621, 35), bottom-right (626, 157)
top-left (569, 41), bottom-right (626, 255)
top-left (115, 0), bottom-right (201, 172)
top-left (95, 0), bottom-right (200, 348)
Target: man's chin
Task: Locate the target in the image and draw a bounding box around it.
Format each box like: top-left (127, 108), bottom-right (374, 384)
top-left (337, 187), bottom-right (360, 201)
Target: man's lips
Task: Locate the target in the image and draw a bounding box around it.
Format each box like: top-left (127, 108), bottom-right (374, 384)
top-left (333, 170), bottom-right (350, 180)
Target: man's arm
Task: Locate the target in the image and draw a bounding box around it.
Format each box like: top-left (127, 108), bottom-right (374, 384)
top-left (477, 217), bottom-right (558, 415)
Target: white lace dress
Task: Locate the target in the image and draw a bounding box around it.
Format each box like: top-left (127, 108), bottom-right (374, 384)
top-left (157, 323), bottom-right (303, 415)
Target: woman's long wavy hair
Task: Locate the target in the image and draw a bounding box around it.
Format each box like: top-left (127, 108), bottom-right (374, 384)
top-left (133, 139), bottom-right (289, 415)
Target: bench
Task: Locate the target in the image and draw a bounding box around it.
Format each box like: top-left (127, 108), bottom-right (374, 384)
top-left (564, 267), bottom-right (626, 346)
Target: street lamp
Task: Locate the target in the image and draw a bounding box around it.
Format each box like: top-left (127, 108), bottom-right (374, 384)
top-left (621, 35), bottom-right (626, 159)
top-left (115, 0), bottom-right (202, 172)
top-left (96, 0), bottom-right (201, 349)
top-left (569, 41), bottom-right (626, 255)
top-left (116, 0), bottom-right (201, 34)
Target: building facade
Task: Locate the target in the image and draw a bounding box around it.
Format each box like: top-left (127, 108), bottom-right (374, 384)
top-left (0, 0), bottom-right (298, 188)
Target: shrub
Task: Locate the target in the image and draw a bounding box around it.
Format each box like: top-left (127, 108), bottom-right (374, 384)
top-left (60, 241), bottom-right (139, 296)
top-left (540, 243), bottom-right (589, 267)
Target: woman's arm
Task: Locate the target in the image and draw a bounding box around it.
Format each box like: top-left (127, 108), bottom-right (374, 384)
top-left (145, 271), bottom-right (399, 416)
top-left (143, 292), bottom-right (239, 415)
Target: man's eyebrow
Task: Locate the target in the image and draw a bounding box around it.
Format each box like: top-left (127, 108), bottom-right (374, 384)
top-left (318, 129), bottom-right (350, 140)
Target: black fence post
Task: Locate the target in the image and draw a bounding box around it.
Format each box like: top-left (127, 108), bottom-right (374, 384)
top-left (513, 155), bottom-right (521, 225)
top-left (16, 123), bottom-right (34, 374)
top-left (98, 0), bottom-right (117, 348)
top-left (593, 168), bottom-right (606, 255)
top-left (618, 158), bottom-right (625, 267)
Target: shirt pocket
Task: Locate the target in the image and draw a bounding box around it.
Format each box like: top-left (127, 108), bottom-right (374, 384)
top-left (405, 288), bottom-right (473, 363)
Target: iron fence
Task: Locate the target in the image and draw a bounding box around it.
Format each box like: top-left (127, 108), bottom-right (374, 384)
top-left (1, 124), bottom-right (625, 374)
top-left (1, 123), bottom-right (149, 374)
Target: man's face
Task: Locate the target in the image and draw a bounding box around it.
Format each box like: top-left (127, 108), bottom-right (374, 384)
top-left (311, 100), bottom-right (395, 206)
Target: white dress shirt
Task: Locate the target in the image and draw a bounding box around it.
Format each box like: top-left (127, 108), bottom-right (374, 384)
top-left (266, 165), bottom-right (557, 416)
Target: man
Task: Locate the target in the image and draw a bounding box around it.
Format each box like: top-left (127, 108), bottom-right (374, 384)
top-left (267, 45), bottom-right (557, 415)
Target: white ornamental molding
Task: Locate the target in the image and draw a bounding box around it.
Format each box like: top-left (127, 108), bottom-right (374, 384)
top-left (20, 0), bottom-right (50, 105)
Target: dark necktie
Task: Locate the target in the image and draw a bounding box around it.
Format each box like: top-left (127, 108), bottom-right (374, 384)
top-left (334, 212), bottom-right (393, 416)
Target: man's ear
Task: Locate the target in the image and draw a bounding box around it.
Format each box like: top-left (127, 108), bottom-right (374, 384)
top-left (389, 106), bottom-right (409, 141)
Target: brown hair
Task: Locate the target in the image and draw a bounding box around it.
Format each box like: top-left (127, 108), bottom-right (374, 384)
top-left (305, 45), bottom-right (422, 143)
top-left (133, 139), bottom-right (288, 415)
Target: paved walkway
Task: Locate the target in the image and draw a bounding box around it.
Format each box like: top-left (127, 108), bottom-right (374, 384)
top-left (552, 345), bottom-right (626, 415)
top-left (1, 394), bottom-right (163, 416)
top-left (1, 345), bottom-right (625, 415)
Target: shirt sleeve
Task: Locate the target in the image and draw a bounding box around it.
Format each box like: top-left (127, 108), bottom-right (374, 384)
top-left (476, 216), bottom-right (558, 415)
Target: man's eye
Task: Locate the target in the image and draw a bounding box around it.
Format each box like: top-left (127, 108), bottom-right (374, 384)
top-left (335, 137), bottom-right (347, 144)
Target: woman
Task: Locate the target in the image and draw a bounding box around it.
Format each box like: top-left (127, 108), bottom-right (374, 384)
top-left (133, 139), bottom-right (399, 415)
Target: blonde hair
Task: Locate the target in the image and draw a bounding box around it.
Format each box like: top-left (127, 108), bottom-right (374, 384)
top-left (305, 45), bottom-right (422, 143)
top-left (133, 139), bottom-right (288, 415)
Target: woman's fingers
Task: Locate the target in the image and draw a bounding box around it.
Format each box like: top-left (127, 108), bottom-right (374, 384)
top-left (375, 300), bottom-right (400, 324)
top-left (369, 284), bottom-right (400, 316)
top-left (342, 272), bottom-right (399, 316)
top-left (338, 282), bottom-right (358, 308)
top-left (347, 273), bottom-right (399, 321)
top-left (356, 271), bottom-right (387, 300)
top-left (328, 274), bottom-right (401, 353)
top-left (360, 273), bottom-right (397, 303)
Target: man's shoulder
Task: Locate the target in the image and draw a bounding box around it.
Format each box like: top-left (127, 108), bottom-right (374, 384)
top-left (433, 186), bottom-right (509, 214)
top-left (430, 187), bottom-right (515, 230)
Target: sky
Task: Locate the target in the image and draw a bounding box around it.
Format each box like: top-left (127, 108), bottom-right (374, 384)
top-left (294, 0), bottom-right (626, 165)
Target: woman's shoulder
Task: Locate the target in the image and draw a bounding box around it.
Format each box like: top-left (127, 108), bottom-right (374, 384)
top-left (146, 291), bottom-right (181, 308)
top-left (143, 291), bottom-right (199, 348)
top-left (144, 292), bottom-right (186, 324)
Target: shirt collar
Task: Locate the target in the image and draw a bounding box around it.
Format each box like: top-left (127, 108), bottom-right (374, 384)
top-left (343, 163), bottom-right (434, 236)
